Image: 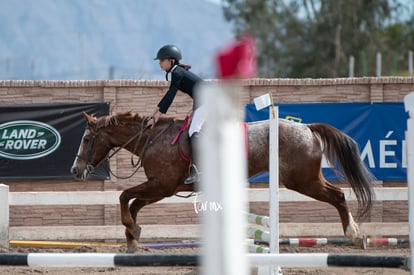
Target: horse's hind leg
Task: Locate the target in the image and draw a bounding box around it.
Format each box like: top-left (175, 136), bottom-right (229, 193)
top-left (290, 179), bottom-right (363, 247)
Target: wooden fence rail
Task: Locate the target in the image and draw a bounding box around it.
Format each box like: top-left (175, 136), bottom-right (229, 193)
top-left (0, 184), bottom-right (409, 246)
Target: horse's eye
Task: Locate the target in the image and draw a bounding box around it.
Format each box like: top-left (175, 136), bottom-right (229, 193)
top-left (83, 137), bottom-right (90, 144)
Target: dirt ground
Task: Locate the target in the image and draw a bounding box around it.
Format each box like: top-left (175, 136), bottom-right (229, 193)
top-left (0, 242), bottom-right (409, 275)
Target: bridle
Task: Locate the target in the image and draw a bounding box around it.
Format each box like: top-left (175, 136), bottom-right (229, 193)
top-left (75, 123), bottom-right (109, 178)
top-left (77, 116), bottom-right (175, 180)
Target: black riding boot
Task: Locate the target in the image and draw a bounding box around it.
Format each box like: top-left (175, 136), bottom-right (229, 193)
top-left (185, 133), bottom-right (201, 184)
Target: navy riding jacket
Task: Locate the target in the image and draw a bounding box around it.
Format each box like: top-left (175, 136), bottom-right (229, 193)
top-left (157, 65), bottom-right (203, 114)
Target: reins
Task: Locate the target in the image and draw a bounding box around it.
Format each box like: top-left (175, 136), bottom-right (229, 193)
top-left (130, 118), bottom-right (175, 168)
top-left (81, 113), bottom-right (197, 199)
top-left (97, 116), bottom-right (175, 180)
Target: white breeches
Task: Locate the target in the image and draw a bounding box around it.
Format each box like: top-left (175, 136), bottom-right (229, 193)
top-left (189, 105), bottom-right (205, 137)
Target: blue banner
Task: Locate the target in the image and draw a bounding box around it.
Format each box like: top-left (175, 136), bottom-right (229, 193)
top-left (245, 103), bottom-right (408, 182)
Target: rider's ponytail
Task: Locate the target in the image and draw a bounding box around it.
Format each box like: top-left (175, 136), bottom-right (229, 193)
top-left (178, 64), bottom-right (191, 70)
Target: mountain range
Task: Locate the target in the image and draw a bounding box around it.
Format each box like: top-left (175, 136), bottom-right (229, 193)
top-left (0, 0), bottom-right (234, 80)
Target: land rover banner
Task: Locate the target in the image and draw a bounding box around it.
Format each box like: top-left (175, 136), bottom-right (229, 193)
top-left (0, 102), bottom-right (109, 181)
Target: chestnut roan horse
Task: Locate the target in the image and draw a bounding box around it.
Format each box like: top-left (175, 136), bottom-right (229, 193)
top-left (71, 111), bottom-right (374, 253)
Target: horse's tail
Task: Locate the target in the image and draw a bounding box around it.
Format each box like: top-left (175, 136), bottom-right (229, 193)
top-left (308, 123), bottom-right (375, 221)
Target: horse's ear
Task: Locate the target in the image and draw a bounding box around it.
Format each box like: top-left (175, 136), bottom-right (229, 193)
top-left (83, 112), bottom-right (96, 126)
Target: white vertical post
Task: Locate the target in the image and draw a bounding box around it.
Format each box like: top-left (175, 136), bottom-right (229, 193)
top-left (376, 52), bottom-right (382, 77)
top-left (348, 55), bottom-right (354, 78)
top-left (405, 92), bottom-right (414, 274)
top-left (0, 184), bottom-right (9, 248)
top-left (254, 93), bottom-right (280, 275)
top-left (200, 83), bottom-right (248, 275)
top-left (409, 50), bottom-right (413, 76)
top-left (268, 104), bottom-right (280, 275)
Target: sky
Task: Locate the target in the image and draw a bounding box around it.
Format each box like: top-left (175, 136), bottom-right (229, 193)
top-left (0, 0), bottom-right (234, 80)
top-left (205, 0), bottom-right (221, 5)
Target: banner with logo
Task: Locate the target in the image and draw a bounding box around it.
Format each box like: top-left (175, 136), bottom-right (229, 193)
top-left (245, 102), bottom-right (408, 182)
top-left (0, 102), bottom-right (109, 181)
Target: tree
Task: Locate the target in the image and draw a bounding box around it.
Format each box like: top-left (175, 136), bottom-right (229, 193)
top-left (222, 0), bottom-right (412, 77)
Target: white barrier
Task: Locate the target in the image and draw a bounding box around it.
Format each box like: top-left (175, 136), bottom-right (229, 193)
top-left (7, 186), bottom-right (408, 205)
top-left (0, 186), bottom-right (409, 245)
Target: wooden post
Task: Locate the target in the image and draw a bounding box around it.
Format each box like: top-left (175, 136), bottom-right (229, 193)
top-left (0, 184), bottom-right (9, 248)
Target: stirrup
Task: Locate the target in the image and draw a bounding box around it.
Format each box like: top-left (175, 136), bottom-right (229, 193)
top-left (184, 165), bottom-right (200, 184)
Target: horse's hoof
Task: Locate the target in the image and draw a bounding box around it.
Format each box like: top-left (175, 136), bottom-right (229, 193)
top-left (126, 225), bottom-right (142, 241)
top-left (126, 240), bottom-right (139, 253)
top-left (361, 235), bottom-right (367, 249)
top-left (353, 236), bottom-right (367, 249)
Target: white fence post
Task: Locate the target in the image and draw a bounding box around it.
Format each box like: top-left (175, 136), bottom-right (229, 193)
top-left (0, 184), bottom-right (9, 248)
top-left (267, 106), bottom-right (280, 275)
top-left (376, 52), bottom-right (382, 77)
top-left (200, 83), bottom-right (248, 275)
top-left (404, 92), bottom-right (414, 274)
top-left (348, 55), bottom-right (354, 78)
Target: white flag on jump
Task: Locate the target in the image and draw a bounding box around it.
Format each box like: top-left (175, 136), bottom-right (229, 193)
top-left (254, 93), bottom-right (271, 111)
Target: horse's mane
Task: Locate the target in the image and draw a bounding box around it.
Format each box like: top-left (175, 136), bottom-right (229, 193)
top-left (94, 111), bottom-right (179, 129)
top-left (94, 111), bottom-right (141, 129)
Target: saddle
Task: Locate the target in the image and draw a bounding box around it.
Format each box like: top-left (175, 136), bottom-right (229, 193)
top-left (171, 115), bottom-right (191, 163)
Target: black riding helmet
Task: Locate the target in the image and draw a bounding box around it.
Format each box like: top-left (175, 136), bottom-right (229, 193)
top-left (154, 45), bottom-right (182, 61)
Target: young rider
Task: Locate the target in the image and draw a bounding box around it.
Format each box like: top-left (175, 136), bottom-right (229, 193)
top-left (148, 45), bottom-right (204, 184)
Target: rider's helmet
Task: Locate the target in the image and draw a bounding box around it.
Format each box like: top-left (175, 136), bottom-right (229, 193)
top-left (154, 45), bottom-right (182, 61)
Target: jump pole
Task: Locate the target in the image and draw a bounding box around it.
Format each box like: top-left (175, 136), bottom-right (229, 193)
top-left (404, 92), bottom-right (414, 274)
top-left (0, 253), bottom-right (198, 267)
top-left (248, 226), bottom-right (407, 247)
top-left (0, 253), bottom-right (407, 269)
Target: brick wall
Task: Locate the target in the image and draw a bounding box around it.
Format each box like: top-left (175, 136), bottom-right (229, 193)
top-left (1, 77), bottom-right (414, 228)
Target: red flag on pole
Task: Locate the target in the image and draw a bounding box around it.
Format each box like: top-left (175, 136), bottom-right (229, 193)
top-left (216, 34), bottom-right (257, 79)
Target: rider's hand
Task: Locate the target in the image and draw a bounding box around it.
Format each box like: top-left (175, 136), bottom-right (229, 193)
top-left (146, 110), bottom-right (162, 128)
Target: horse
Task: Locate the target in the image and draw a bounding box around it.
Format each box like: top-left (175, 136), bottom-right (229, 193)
top-left (71, 111), bottom-right (374, 253)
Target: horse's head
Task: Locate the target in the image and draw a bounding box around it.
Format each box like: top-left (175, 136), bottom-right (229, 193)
top-left (71, 112), bottom-right (112, 180)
